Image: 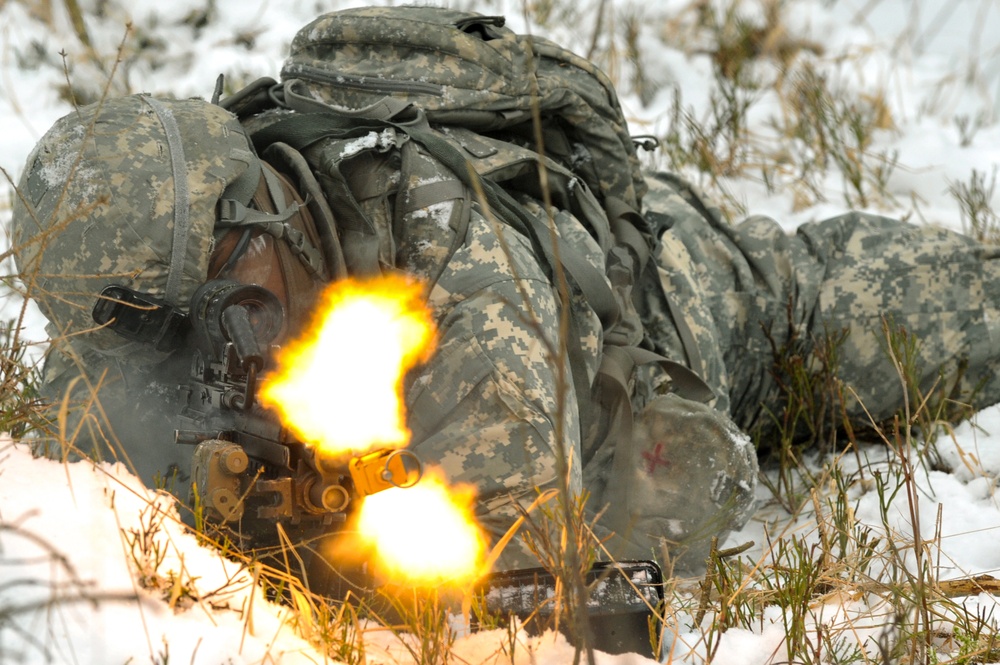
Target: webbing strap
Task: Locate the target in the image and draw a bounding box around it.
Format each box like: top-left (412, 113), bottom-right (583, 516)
top-left (262, 142), bottom-right (347, 280)
top-left (221, 149), bottom-right (262, 207)
top-left (662, 291), bottom-right (705, 380)
top-left (217, 198), bottom-right (301, 227)
top-left (260, 162), bottom-right (288, 210)
top-left (282, 79), bottom-right (411, 121)
top-left (142, 96), bottom-right (190, 305)
top-left (610, 191), bottom-right (707, 378)
top-left (261, 221), bottom-right (325, 277)
top-left (605, 196), bottom-right (652, 269)
top-left (249, 108), bottom-right (621, 327)
top-left (602, 344), bottom-right (714, 406)
top-left (216, 200), bottom-right (325, 277)
top-left (395, 119), bottom-right (621, 330)
top-left (250, 105), bottom-right (393, 149)
top-left (403, 180), bottom-right (467, 213)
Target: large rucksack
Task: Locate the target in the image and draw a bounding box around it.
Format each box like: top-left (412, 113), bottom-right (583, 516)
top-left (279, 5), bottom-right (647, 213)
top-left (220, 6), bottom-right (713, 467)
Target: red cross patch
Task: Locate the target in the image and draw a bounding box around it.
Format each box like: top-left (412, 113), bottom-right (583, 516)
top-left (641, 442), bottom-right (671, 475)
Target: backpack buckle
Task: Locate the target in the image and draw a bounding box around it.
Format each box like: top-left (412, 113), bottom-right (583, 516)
top-left (283, 226), bottom-right (306, 252)
top-left (217, 198), bottom-right (249, 224)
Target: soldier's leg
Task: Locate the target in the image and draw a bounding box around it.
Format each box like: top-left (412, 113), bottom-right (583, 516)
top-left (641, 172), bottom-right (1000, 433)
top-left (638, 173), bottom-right (810, 433)
top-left (632, 171), bottom-right (1000, 574)
top-left (798, 212), bottom-right (1000, 426)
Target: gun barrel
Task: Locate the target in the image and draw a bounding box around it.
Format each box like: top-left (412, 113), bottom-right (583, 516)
top-left (307, 480), bottom-right (351, 513)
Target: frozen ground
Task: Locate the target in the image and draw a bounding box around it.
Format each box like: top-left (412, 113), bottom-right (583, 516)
top-left (2, 0), bottom-right (1000, 663)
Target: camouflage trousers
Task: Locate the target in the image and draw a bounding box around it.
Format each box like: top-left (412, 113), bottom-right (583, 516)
top-left (639, 172), bottom-right (1000, 436)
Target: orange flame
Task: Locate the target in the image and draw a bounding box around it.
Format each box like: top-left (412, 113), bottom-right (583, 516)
top-left (259, 275), bottom-right (435, 456)
top-left (356, 467), bottom-right (486, 584)
top-left (260, 275), bottom-right (486, 584)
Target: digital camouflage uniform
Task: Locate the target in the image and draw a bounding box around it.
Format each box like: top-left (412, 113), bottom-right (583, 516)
top-left (385, 163), bottom-right (1000, 572)
top-left (14, 17), bottom-right (1000, 576)
top-left (640, 172), bottom-right (1000, 431)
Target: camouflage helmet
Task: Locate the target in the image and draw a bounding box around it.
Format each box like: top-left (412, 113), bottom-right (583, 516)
top-left (11, 95), bottom-right (261, 357)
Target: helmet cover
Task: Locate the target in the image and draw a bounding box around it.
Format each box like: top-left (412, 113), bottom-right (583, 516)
top-left (11, 95), bottom-right (258, 356)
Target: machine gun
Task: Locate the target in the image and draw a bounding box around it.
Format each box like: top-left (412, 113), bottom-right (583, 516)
top-left (93, 279), bottom-right (421, 543)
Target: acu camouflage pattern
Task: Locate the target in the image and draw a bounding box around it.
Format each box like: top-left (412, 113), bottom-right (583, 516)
top-left (18, 56), bottom-right (1000, 578)
top-left (594, 171), bottom-right (1000, 570)
top-left (11, 95), bottom-right (257, 357)
top-left (638, 172), bottom-right (1000, 436)
top-left (280, 5), bottom-right (646, 210)
top-left (281, 116), bottom-right (609, 568)
top-left (406, 205), bottom-right (581, 564)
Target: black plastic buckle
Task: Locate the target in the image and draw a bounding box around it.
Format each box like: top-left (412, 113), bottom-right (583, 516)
top-left (92, 285), bottom-right (189, 353)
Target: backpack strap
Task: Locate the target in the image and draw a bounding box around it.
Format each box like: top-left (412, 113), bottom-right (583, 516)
top-left (263, 142), bottom-right (347, 281)
top-left (281, 79), bottom-right (411, 122)
top-left (585, 344), bottom-right (714, 465)
top-left (392, 114), bottom-right (621, 330)
top-left (248, 107), bottom-right (622, 329)
top-left (605, 196), bottom-right (653, 268)
top-left (220, 151), bottom-right (262, 209)
top-left (219, 76), bottom-right (283, 119)
top-left (217, 176), bottom-right (327, 279)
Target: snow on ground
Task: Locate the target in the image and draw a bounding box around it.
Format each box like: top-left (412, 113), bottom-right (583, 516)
top-left (0, 438), bottom-right (323, 664)
top-left (2, 0), bottom-right (1000, 663)
top-left (1, 437), bottom-right (617, 664)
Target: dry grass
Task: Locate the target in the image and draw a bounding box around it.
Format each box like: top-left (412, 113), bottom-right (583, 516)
top-left (3, 1), bottom-right (1000, 663)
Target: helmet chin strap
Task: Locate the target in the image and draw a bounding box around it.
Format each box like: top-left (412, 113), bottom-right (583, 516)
top-left (142, 95), bottom-right (192, 307)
